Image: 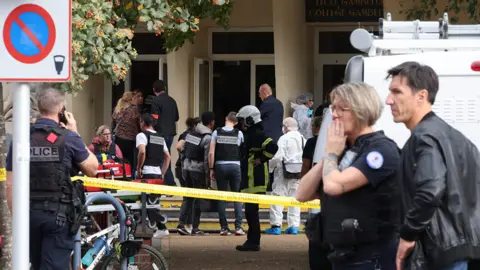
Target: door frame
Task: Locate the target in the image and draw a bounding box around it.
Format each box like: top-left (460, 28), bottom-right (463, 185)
top-left (194, 58), bottom-right (213, 116)
top-left (103, 54), bottom-right (166, 124)
top-left (250, 58), bottom-right (275, 105)
top-left (315, 54), bottom-right (356, 103)
top-left (124, 55), bottom-right (166, 92)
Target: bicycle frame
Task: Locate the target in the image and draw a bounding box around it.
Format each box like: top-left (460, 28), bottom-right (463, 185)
top-left (73, 193), bottom-right (128, 270)
top-left (81, 223), bottom-right (120, 270)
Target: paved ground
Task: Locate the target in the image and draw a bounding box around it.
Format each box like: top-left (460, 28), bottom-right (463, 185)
top-left (160, 234), bottom-right (310, 269)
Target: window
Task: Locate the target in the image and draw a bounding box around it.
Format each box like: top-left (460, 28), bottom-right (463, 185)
top-left (212, 32), bottom-right (274, 54)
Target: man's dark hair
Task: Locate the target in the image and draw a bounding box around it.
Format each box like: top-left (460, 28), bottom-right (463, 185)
top-left (386, 61), bottom-right (439, 104)
top-left (226, 111), bottom-right (237, 123)
top-left (201, 111), bottom-right (215, 126)
top-left (153, 80), bottom-right (166, 93)
top-left (141, 113), bottom-right (156, 126)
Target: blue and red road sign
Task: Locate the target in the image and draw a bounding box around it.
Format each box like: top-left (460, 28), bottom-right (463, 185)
top-left (2, 4), bottom-right (56, 64)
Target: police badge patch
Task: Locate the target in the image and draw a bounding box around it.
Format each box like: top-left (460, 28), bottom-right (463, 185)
top-left (366, 151), bottom-right (384, 169)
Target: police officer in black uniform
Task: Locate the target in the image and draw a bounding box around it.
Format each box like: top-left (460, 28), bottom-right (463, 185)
top-left (297, 82), bottom-right (401, 270)
top-left (136, 113), bottom-right (171, 237)
top-left (6, 86), bottom-right (99, 270)
top-left (208, 112), bottom-right (245, 235)
top-left (182, 111), bottom-right (215, 235)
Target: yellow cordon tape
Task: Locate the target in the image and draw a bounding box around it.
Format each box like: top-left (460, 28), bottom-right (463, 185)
top-left (0, 168), bottom-right (6, 182)
top-left (72, 176), bottom-right (321, 209)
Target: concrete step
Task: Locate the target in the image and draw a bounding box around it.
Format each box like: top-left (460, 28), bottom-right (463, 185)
top-left (164, 217), bottom-right (307, 233)
top-left (158, 196), bottom-right (313, 211)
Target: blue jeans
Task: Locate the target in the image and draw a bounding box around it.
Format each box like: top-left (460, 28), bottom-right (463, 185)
top-left (215, 163), bottom-right (243, 229)
top-left (441, 261), bottom-right (469, 270)
top-left (163, 136), bottom-right (176, 186)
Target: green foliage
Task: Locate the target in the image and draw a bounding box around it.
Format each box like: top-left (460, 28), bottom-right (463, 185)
top-left (54, 0), bottom-right (234, 93)
top-left (399, 0), bottom-right (479, 23)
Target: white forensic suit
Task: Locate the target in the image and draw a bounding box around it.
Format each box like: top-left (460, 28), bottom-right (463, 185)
top-left (268, 127), bottom-right (305, 229)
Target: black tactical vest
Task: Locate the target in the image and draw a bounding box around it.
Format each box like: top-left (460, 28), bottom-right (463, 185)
top-left (30, 124), bottom-right (72, 203)
top-left (184, 132), bottom-right (206, 161)
top-left (93, 142), bottom-right (116, 156)
top-left (143, 131), bottom-right (165, 167)
top-left (214, 128), bottom-right (240, 162)
top-left (322, 132), bottom-right (400, 247)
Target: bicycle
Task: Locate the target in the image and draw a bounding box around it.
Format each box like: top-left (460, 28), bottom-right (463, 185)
top-left (72, 193), bottom-right (169, 270)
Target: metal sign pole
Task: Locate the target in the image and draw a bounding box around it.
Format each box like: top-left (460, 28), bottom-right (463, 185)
top-left (12, 83), bottom-right (30, 270)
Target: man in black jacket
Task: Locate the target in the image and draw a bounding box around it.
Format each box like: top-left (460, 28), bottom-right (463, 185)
top-left (386, 61), bottom-right (480, 270)
top-left (150, 80), bottom-right (179, 186)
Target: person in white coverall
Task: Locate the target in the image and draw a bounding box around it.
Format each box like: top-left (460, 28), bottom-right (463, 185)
top-left (265, 117), bottom-right (305, 235)
top-left (291, 93), bottom-right (314, 140)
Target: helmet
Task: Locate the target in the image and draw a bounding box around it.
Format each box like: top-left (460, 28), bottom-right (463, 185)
top-left (236, 105), bottom-right (261, 126)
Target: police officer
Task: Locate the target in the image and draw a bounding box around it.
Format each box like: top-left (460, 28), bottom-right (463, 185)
top-left (208, 111), bottom-right (245, 236)
top-left (235, 105), bottom-right (278, 251)
top-left (182, 111), bottom-right (215, 235)
top-left (6, 86), bottom-right (98, 270)
top-left (297, 82), bottom-right (401, 270)
top-left (136, 113), bottom-right (171, 238)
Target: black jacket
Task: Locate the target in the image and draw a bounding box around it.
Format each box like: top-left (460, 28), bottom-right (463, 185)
top-left (259, 96), bottom-right (283, 143)
top-left (399, 112), bottom-right (480, 269)
top-left (150, 93), bottom-right (179, 136)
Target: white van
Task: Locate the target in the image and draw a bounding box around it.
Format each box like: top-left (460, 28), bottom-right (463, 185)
top-left (343, 13), bottom-right (480, 148)
top-left (313, 13), bottom-right (480, 162)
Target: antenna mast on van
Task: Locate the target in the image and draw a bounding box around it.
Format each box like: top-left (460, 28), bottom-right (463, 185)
top-left (350, 13), bottom-right (480, 56)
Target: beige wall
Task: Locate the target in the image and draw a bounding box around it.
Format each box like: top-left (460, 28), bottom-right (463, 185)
top-left (9, 0), bottom-right (471, 177)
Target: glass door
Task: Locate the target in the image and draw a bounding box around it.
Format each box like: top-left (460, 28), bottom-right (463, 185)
top-left (251, 59), bottom-right (275, 107)
top-left (194, 58), bottom-right (212, 116)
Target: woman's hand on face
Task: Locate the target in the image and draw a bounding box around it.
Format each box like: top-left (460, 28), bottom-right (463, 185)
top-left (325, 119), bottom-right (347, 157)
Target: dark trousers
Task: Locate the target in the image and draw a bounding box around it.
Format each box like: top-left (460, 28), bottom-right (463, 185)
top-left (183, 170), bottom-right (207, 229)
top-left (331, 240), bottom-right (398, 270)
top-left (309, 241), bottom-right (333, 270)
top-left (215, 163), bottom-right (243, 229)
top-left (176, 166), bottom-right (190, 226)
top-left (115, 136), bottom-right (135, 166)
top-left (245, 203), bottom-right (261, 245)
top-left (30, 210), bottom-right (74, 270)
top-left (143, 174), bottom-right (167, 230)
top-left (163, 136), bottom-right (176, 186)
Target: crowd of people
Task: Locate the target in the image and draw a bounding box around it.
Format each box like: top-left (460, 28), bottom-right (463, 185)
top-left (5, 60), bottom-right (480, 270)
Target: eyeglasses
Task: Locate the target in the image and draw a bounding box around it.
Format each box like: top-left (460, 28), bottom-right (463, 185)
top-left (329, 104), bottom-right (351, 116)
top-left (102, 133), bottom-right (111, 136)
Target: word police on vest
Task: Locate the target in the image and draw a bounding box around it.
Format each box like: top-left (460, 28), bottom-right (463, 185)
top-left (186, 134), bottom-right (202, 145)
top-left (217, 135), bottom-right (238, 145)
top-left (30, 147), bottom-right (60, 162)
top-left (149, 136), bottom-right (165, 145)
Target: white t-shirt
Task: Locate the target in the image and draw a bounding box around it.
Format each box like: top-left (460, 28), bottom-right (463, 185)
top-left (136, 129), bottom-right (169, 175)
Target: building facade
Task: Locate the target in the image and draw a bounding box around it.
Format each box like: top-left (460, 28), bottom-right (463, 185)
top-left (4, 0), bottom-right (471, 164)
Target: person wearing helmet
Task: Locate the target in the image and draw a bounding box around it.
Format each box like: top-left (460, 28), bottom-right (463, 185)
top-left (291, 93), bottom-right (314, 139)
top-left (235, 105), bottom-right (278, 252)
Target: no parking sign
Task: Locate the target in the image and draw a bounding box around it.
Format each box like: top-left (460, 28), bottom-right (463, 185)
top-left (0, 0), bottom-right (71, 82)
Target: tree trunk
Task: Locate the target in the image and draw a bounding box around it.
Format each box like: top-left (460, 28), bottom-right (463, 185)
top-left (0, 82), bottom-right (12, 269)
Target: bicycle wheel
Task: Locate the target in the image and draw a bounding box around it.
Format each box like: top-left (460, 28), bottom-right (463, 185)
top-left (100, 244), bottom-right (169, 270)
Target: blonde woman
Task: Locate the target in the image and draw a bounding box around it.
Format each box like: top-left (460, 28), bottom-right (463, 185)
top-left (111, 91), bottom-right (142, 166)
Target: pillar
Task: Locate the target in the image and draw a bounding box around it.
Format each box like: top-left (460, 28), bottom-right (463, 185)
top-left (166, 42), bottom-right (194, 179)
top-left (272, 0), bottom-right (310, 117)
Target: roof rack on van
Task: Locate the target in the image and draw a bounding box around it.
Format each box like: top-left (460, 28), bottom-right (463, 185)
top-left (350, 12), bottom-right (480, 56)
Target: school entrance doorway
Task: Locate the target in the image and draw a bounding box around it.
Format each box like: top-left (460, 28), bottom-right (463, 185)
top-left (196, 59), bottom-right (275, 129)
